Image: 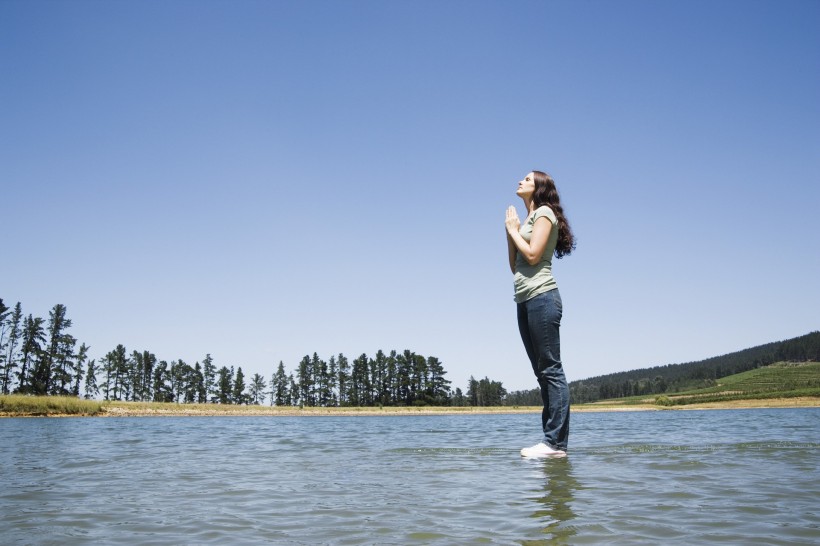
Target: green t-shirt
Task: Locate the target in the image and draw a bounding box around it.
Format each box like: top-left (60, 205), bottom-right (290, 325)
top-left (513, 205), bottom-right (559, 303)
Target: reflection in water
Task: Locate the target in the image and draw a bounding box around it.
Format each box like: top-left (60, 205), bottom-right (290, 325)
top-left (523, 459), bottom-right (581, 545)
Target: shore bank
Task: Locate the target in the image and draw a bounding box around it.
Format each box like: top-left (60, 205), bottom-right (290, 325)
top-left (1, 395), bottom-right (818, 417)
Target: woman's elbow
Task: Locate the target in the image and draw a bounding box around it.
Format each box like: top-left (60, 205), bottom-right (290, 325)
top-left (525, 253), bottom-right (544, 266)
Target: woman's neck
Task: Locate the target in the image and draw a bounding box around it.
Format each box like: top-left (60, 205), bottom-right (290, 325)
top-left (521, 196), bottom-right (535, 215)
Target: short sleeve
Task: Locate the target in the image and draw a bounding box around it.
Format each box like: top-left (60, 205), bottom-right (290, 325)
top-left (531, 206), bottom-right (557, 226)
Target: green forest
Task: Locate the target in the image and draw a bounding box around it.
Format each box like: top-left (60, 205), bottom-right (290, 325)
top-left (0, 298), bottom-right (509, 407)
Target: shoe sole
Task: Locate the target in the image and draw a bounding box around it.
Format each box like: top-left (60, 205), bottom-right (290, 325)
top-left (520, 450), bottom-right (567, 458)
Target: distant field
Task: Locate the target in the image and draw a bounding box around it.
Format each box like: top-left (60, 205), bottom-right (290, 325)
top-left (704, 361), bottom-right (820, 392)
top-left (586, 362), bottom-right (820, 407)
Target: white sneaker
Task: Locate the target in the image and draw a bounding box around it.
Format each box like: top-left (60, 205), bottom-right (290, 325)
top-left (520, 442), bottom-right (567, 458)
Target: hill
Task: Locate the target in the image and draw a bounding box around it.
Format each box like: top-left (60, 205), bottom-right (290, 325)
top-left (567, 331), bottom-right (819, 404)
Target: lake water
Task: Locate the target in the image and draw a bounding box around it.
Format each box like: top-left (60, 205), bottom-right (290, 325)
top-left (1, 408), bottom-right (818, 545)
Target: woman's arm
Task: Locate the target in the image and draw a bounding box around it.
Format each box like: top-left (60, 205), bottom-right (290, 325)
top-left (507, 232), bottom-right (517, 274)
top-left (506, 208), bottom-right (552, 266)
top-left (506, 206), bottom-right (520, 273)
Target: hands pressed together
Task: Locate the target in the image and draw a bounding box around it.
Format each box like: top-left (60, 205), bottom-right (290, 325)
top-left (505, 205), bottom-right (520, 235)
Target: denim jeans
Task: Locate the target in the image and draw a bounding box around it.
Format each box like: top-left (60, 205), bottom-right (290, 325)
top-left (516, 289), bottom-right (570, 451)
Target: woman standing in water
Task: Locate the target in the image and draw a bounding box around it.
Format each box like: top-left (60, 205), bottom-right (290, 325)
top-left (505, 170), bottom-right (575, 458)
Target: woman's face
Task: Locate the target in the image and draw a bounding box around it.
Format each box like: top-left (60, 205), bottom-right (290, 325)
top-left (516, 172), bottom-right (536, 198)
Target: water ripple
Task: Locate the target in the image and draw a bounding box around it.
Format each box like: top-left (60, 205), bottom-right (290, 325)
top-left (0, 409), bottom-right (818, 544)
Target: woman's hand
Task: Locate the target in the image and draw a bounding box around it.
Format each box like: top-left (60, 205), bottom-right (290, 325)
top-left (506, 205), bottom-right (551, 267)
top-left (505, 206), bottom-right (520, 234)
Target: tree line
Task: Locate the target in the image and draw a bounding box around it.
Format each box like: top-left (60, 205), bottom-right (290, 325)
top-left (5, 298), bottom-right (814, 408)
top-left (0, 298), bottom-right (512, 407)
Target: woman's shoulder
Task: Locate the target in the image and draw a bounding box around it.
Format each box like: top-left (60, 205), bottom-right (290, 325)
top-left (532, 205), bottom-right (557, 223)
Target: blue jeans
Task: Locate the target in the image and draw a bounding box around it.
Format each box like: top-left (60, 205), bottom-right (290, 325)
top-left (516, 289), bottom-right (570, 451)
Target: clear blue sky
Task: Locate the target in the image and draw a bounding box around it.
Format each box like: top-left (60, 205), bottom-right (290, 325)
top-left (2, 0), bottom-right (818, 392)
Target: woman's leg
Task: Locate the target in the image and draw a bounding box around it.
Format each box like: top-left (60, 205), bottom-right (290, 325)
top-left (522, 290), bottom-right (570, 451)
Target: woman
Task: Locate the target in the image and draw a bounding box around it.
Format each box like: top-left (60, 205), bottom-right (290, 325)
top-left (505, 170), bottom-right (575, 458)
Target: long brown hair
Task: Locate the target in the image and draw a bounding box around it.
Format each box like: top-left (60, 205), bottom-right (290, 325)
top-left (532, 170), bottom-right (575, 258)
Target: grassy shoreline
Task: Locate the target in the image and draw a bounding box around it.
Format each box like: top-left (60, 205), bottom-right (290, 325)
top-left (1, 394), bottom-right (818, 418)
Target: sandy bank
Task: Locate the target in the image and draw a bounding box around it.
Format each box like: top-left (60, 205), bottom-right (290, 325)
top-left (2, 397), bottom-right (817, 418)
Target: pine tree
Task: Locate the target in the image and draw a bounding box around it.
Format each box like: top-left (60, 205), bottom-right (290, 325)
top-left (396, 351), bottom-right (413, 405)
top-left (412, 353), bottom-right (428, 405)
top-left (183, 362), bottom-right (203, 403)
top-left (467, 376), bottom-right (479, 406)
top-left (314, 353), bottom-right (331, 406)
top-left (426, 356), bottom-right (451, 405)
top-left (387, 350), bottom-right (398, 404)
top-left (249, 373), bottom-right (267, 405)
top-left (369, 353), bottom-right (381, 405)
top-left (73, 343), bottom-right (89, 397)
top-left (297, 355), bottom-right (312, 406)
top-left (172, 360), bottom-right (186, 402)
top-left (233, 366), bottom-right (247, 405)
top-left (130, 350), bottom-right (145, 401)
top-left (100, 353), bottom-right (113, 400)
top-left (313, 353), bottom-right (328, 406)
top-left (288, 373), bottom-right (299, 406)
top-left (202, 354), bottom-right (216, 403)
top-left (216, 366), bottom-right (232, 404)
top-left (141, 351), bottom-right (156, 401)
top-left (267, 371), bottom-right (277, 406)
top-left (373, 350), bottom-right (388, 406)
top-left (350, 353), bottom-right (370, 406)
top-left (51, 331), bottom-right (77, 396)
top-left (16, 315), bottom-right (46, 394)
top-left (0, 299), bottom-right (10, 391)
top-left (38, 304), bottom-right (70, 395)
top-left (101, 346), bottom-right (124, 400)
top-left (1, 302), bottom-right (22, 394)
top-left (272, 361), bottom-right (289, 406)
top-left (84, 359), bottom-right (99, 399)
top-left (170, 360), bottom-right (184, 402)
top-left (110, 345), bottom-right (129, 401)
top-left (337, 353), bottom-right (349, 406)
top-left (194, 362), bottom-right (206, 403)
top-left (152, 361), bottom-right (173, 402)
top-left (327, 355), bottom-right (338, 406)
